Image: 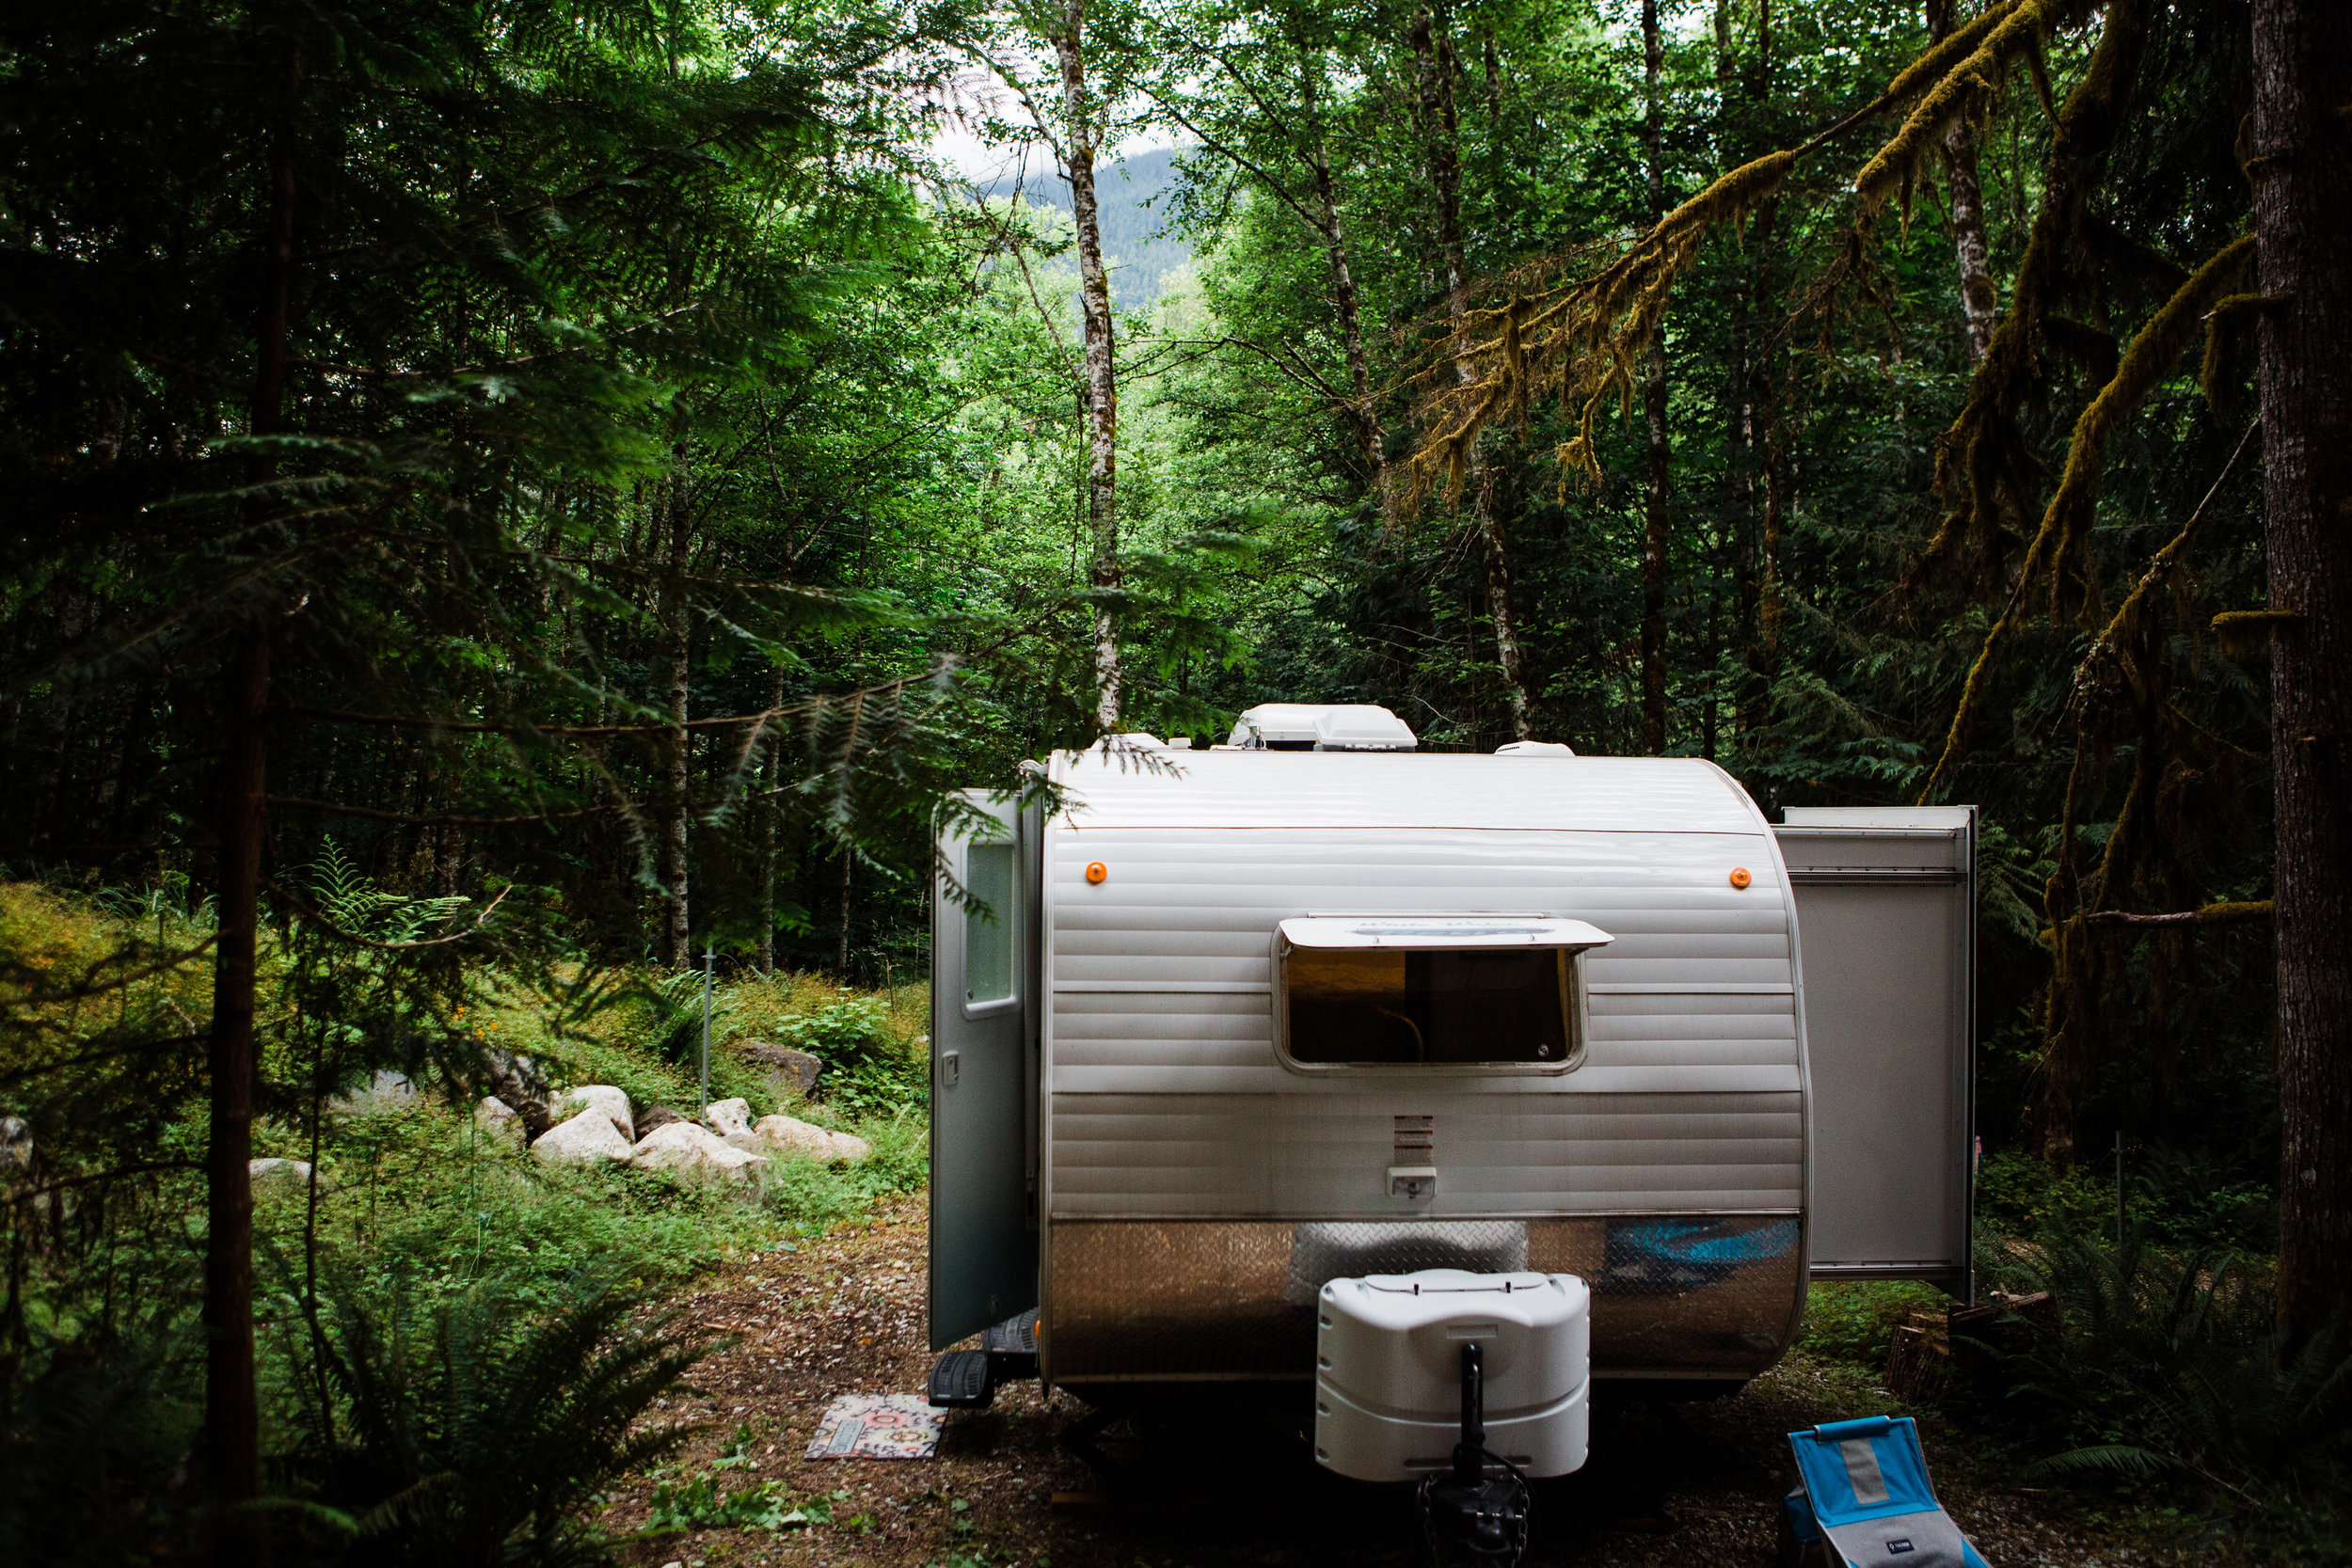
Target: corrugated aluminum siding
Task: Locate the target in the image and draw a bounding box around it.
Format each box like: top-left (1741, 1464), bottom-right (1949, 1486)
top-left (1041, 752), bottom-right (1806, 1223)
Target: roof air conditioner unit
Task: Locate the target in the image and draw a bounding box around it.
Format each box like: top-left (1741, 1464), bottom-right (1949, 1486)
top-left (1228, 703), bottom-right (1417, 752)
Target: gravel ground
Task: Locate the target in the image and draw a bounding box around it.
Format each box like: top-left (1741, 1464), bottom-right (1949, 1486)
top-left (601, 1196), bottom-right (2207, 1568)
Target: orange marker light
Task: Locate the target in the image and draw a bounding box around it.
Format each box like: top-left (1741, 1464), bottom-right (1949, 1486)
top-left (1085, 862), bottom-right (1108, 884)
top-left (1728, 866), bottom-right (1753, 889)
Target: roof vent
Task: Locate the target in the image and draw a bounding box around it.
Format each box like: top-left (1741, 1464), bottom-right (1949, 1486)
top-left (1495, 740), bottom-right (1576, 756)
top-left (1228, 703), bottom-right (1417, 752)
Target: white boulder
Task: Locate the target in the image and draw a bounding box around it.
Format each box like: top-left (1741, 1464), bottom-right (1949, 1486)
top-left (558, 1085), bottom-right (633, 1141)
top-left (629, 1120), bottom-right (767, 1182)
top-left (704, 1097), bottom-right (753, 1138)
top-left (748, 1114), bottom-right (871, 1164)
top-left (475, 1096), bottom-right (524, 1142)
top-left (532, 1105), bottom-right (634, 1164)
top-left (248, 1157), bottom-right (313, 1185)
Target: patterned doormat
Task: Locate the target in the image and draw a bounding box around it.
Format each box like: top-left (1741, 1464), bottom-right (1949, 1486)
top-left (804, 1393), bottom-right (943, 1460)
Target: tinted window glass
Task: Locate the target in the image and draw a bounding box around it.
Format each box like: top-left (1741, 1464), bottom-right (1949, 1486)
top-left (1285, 946), bottom-right (1570, 1064)
top-left (963, 843), bottom-right (1016, 1006)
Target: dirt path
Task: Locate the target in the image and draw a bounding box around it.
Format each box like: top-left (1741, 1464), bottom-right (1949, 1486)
top-left (604, 1197), bottom-right (2194, 1568)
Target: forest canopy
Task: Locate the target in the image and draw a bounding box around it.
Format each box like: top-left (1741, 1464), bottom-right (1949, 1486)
top-left (2, 0), bottom-right (2348, 1559)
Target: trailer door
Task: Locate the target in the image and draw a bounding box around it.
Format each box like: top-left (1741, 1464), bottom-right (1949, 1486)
top-left (930, 791), bottom-right (1040, 1351)
top-left (1776, 807), bottom-right (1975, 1295)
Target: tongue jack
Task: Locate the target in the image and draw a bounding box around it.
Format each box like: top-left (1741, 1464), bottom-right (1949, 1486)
top-left (1415, 1343), bottom-right (1532, 1563)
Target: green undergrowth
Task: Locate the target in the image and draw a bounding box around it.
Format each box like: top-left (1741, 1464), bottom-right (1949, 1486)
top-left (1, 877), bottom-right (933, 1341)
top-left (252, 1097), bottom-right (929, 1318)
top-left (1797, 1279), bottom-right (1947, 1367)
top-left (469, 963), bottom-right (930, 1130)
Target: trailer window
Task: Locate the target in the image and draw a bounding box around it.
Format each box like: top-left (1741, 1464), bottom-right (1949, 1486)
top-left (1283, 946), bottom-right (1574, 1066)
top-left (963, 842), bottom-right (1016, 1006)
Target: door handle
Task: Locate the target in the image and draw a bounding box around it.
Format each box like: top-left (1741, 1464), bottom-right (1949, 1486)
top-left (941, 1051), bottom-right (960, 1088)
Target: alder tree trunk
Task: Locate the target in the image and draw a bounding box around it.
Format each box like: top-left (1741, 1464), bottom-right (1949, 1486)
top-left (1057, 4), bottom-right (1121, 735)
top-left (1415, 7), bottom-right (1531, 739)
top-left (1639, 0), bottom-right (1672, 755)
top-left (660, 461), bottom-right (692, 966)
top-left (1299, 54), bottom-right (1382, 487)
top-left (2252, 0), bottom-right (2352, 1342)
top-left (1927, 0), bottom-right (1998, 361)
top-left (204, 71), bottom-right (298, 1561)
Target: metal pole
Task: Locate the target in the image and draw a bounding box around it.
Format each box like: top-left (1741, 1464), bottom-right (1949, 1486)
top-left (700, 946), bottom-right (714, 1115)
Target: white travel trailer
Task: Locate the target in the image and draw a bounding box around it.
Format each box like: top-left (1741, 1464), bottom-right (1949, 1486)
top-left (927, 704), bottom-right (1974, 1489)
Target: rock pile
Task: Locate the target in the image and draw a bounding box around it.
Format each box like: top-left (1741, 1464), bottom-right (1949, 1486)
top-left (524, 1084), bottom-right (871, 1175)
top-left (629, 1120), bottom-right (765, 1180)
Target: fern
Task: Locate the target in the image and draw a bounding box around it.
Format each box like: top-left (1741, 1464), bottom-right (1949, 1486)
top-left (282, 1263), bottom-right (710, 1567)
top-left (2026, 1443), bottom-right (2177, 1481)
top-left (1980, 1220), bottom-right (2352, 1510)
top-left (310, 840), bottom-right (472, 945)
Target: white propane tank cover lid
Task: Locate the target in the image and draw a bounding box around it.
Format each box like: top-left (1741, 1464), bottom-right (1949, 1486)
top-left (1228, 703), bottom-right (1417, 751)
top-left (1495, 739), bottom-right (1576, 756)
top-left (1361, 1269), bottom-right (1557, 1293)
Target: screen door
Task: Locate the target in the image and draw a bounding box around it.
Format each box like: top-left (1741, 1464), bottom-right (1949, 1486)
top-left (929, 791), bottom-right (1039, 1350)
top-left (1776, 807), bottom-right (1976, 1296)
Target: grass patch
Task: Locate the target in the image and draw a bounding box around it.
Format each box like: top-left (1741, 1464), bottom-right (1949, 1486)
top-left (1798, 1279), bottom-right (1947, 1369)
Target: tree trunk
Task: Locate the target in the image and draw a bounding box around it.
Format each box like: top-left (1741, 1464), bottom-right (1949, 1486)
top-left (759, 664), bottom-right (782, 974)
top-left (1415, 7), bottom-right (1531, 739)
top-left (1056, 5), bottom-right (1121, 735)
top-left (661, 461), bottom-right (692, 967)
top-left (204, 72), bottom-right (297, 1560)
top-left (2253, 0), bottom-right (2352, 1342)
top-left (203, 627), bottom-right (268, 1568)
top-left (1298, 54), bottom-right (1383, 487)
top-left (1639, 0), bottom-right (1672, 755)
top-left (1927, 0), bottom-right (1998, 361)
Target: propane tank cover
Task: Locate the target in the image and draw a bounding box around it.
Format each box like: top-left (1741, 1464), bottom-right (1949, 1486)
top-left (1313, 1269), bottom-right (1590, 1481)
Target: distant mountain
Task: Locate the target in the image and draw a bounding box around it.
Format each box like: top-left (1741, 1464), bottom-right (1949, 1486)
top-left (980, 146), bottom-right (1194, 309)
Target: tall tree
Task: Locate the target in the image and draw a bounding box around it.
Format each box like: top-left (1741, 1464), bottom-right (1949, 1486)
top-left (1926, 0), bottom-right (1998, 360)
top-left (1414, 4), bottom-right (1532, 738)
top-left (1638, 0), bottom-right (1673, 753)
top-left (2253, 0), bottom-right (2352, 1341)
top-left (660, 455), bottom-right (695, 967)
top-left (1050, 0), bottom-right (1126, 734)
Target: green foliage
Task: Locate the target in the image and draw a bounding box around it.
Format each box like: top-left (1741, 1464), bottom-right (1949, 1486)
top-left (283, 1269), bottom-right (707, 1567)
top-left (757, 1110), bottom-right (928, 1230)
top-left (638, 1419), bottom-right (834, 1532)
top-left (642, 1476), bottom-right (830, 1534)
top-left (1799, 1280), bottom-right (1947, 1369)
top-left (1977, 1149), bottom-right (2120, 1240)
top-left (1977, 1221), bottom-right (2352, 1530)
top-left (0, 1316), bottom-right (203, 1567)
top-left (767, 996), bottom-right (930, 1117)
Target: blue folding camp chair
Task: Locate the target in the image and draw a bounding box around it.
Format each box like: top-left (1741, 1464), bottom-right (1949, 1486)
top-left (1779, 1417), bottom-right (1990, 1568)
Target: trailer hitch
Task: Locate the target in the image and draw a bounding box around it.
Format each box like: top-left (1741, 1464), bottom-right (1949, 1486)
top-left (1415, 1342), bottom-right (1532, 1565)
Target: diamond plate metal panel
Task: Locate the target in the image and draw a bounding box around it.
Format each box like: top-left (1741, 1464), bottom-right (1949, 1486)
top-left (1049, 1220), bottom-right (1301, 1378)
top-left (1282, 1220), bottom-right (1531, 1304)
top-left (1046, 1214), bottom-right (1800, 1382)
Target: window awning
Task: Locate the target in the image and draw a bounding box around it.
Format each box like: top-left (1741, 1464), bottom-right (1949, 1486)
top-left (1277, 916), bottom-right (1613, 951)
